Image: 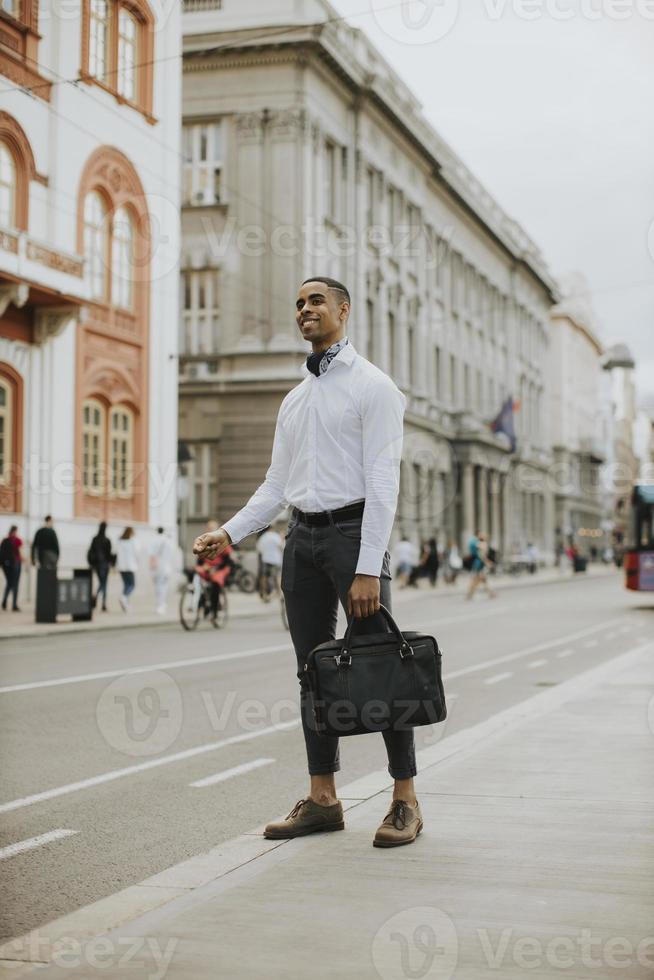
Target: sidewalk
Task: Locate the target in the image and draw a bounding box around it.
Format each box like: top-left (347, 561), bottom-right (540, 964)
top-left (1, 562), bottom-right (617, 640)
top-left (2, 638), bottom-right (651, 979)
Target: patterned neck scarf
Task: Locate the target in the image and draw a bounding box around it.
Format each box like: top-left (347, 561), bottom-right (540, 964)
top-left (306, 336), bottom-right (349, 377)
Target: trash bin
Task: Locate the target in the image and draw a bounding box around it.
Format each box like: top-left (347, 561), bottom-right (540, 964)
top-left (573, 555), bottom-right (588, 573)
top-left (35, 568), bottom-right (58, 623)
top-left (35, 567), bottom-right (93, 623)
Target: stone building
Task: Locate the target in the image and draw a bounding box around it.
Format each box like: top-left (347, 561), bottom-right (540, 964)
top-left (0, 0), bottom-right (181, 567)
top-left (602, 344), bottom-right (640, 554)
top-left (180, 0), bottom-right (558, 560)
top-left (549, 292), bottom-right (610, 554)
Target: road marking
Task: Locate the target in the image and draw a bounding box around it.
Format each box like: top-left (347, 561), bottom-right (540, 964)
top-left (583, 638), bottom-right (599, 649)
top-left (528, 659), bottom-right (548, 668)
top-left (0, 720), bottom-right (300, 815)
top-left (190, 758), bottom-right (275, 788)
top-left (0, 643), bottom-right (294, 695)
top-left (556, 648), bottom-right (575, 659)
top-left (0, 829), bottom-right (78, 861)
top-left (484, 671), bottom-right (513, 685)
top-left (444, 618), bottom-right (622, 682)
top-left (0, 607), bottom-right (505, 696)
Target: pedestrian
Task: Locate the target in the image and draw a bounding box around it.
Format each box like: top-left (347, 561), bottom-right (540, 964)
top-left (466, 530), bottom-right (497, 600)
top-left (526, 541), bottom-right (538, 574)
top-left (116, 526), bottom-right (138, 612)
top-left (444, 539), bottom-right (463, 584)
top-left (193, 276), bottom-right (421, 847)
top-left (1, 524), bottom-right (23, 611)
top-left (149, 527), bottom-right (173, 615)
top-left (393, 532), bottom-right (416, 588)
top-left (256, 525), bottom-right (284, 599)
top-left (31, 515), bottom-right (59, 570)
top-left (408, 537), bottom-right (439, 588)
top-left (87, 522), bottom-right (114, 611)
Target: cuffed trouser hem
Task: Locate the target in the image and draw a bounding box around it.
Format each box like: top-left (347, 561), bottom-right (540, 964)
top-left (388, 765), bottom-right (418, 780)
top-left (308, 764), bottom-right (341, 776)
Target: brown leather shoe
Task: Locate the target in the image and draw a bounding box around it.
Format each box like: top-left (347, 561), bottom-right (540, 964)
top-left (373, 799), bottom-right (423, 847)
top-left (263, 798), bottom-right (345, 839)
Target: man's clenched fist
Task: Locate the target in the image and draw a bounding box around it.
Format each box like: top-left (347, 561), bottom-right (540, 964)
top-left (193, 528), bottom-right (231, 560)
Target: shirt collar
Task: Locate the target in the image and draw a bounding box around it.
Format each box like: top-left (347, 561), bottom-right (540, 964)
top-left (303, 338), bottom-right (356, 377)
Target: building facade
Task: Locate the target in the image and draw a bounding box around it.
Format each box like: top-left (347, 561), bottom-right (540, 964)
top-left (180, 0), bottom-right (558, 560)
top-left (549, 294), bottom-right (610, 554)
top-left (0, 0), bottom-right (181, 569)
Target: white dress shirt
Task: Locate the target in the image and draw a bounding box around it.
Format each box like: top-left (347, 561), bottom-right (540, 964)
top-left (222, 342), bottom-right (405, 577)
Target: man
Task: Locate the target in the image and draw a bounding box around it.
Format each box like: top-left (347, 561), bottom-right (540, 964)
top-left (194, 277), bottom-right (421, 848)
top-left (466, 530), bottom-right (497, 601)
top-left (149, 527), bottom-right (173, 615)
top-left (31, 516), bottom-right (59, 570)
top-left (256, 525), bottom-right (284, 598)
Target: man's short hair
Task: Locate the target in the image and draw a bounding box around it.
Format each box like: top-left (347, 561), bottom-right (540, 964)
top-left (302, 277), bottom-right (351, 306)
top-left (45, 515), bottom-right (52, 522)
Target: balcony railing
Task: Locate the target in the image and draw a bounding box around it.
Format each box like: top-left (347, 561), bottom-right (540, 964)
top-left (183, 0), bottom-right (222, 10)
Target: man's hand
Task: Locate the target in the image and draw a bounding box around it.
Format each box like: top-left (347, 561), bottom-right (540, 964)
top-left (347, 574), bottom-right (380, 619)
top-left (193, 528), bottom-right (231, 561)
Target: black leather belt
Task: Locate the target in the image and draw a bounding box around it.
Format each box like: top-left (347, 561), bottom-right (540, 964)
top-left (292, 500), bottom-right (365, 527)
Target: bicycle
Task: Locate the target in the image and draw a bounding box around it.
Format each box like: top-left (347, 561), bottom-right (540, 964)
top-left (257, 561), bottom-right (289, 631)
top-left (179, 569), bottom-right (228, 630)
top-left (226, 550), bottom-right (257, 594)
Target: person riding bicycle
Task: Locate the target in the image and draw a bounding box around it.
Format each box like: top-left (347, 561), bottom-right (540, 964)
top-left (195, 546), bottom-right (235, 620)
top-left (256, 526), bottom-right (284, 599)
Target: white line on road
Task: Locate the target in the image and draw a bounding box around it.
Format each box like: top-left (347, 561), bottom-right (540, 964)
top-left (484, 672), bottom-right (513, 685)
top-left (444, 618), bottom-right (622, 682)
top-left (0, 607), bottom-right (505, 695)
top-left (0, 829), bottom-right (78, 861)
top-left (583, 639), bottom-right (599, 649)
top-left (0, 720), bottom-right (301, 814)
top-left (528, 659), bottom-right (548, 669)
top-left (190, 758), bottom-right (275, 788)
top-left (556, 649), bottom-right (575, 659)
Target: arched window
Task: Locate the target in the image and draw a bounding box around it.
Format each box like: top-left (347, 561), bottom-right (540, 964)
top-left (117, 7), bottom-right (138, 100)
top-left (0, 142), bottom-right (16, 228)
top-left (111, 206), bottom-right (133, 309)
top-left (84, 191), bottom-right (107, 300)
top-left (0, 377), bottom-right (12, 485)
top-left (109, 406), bottom-right (133, 495)
top-left (82, 399), bottom-right (105, 494)
top-left (89, 0), bottom-right (109, 80)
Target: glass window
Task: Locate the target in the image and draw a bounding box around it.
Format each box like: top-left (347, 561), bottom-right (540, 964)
top-left (186, 443), bottom-right (217, 519)
top-left (0, 378), bottom-right (11, 485)
top-left (84, 191), bottom-right (108, 300)
top-left (324, 142), bottom-right (336, 221)
top-left (111, 206), bottom-right (133, 309)
top-left (82, 399), bottom-right (105, 494)
top-left (89, 0), bottom-right (109, 81)
top-left (181, 268), bottom-right (220, 355)
top-left (183, 122), bottom-right (223, 206)
top-left (110, 406), bottom-right (133, 495)
top-left (117, 7), bottom-right (138, 100)
top-left (0, 143), bottom-right (16, 229)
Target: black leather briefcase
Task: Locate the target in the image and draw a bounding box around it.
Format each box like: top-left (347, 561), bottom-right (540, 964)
top-left (303, 605), bottom-right (446, 737)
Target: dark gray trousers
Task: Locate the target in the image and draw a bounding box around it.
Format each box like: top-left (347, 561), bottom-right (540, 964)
top-left (281, 514), bottom-right (417, 780)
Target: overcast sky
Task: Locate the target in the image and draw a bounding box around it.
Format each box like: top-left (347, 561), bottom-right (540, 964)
top-left (329, 0), bottom-right (654, 410)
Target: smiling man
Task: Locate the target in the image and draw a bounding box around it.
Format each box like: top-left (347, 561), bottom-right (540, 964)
top-left (193, 277), bottom-right (421, 847)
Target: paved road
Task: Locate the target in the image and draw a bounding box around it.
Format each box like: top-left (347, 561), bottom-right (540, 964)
top-left (1, 571), bottom-right (651, 941)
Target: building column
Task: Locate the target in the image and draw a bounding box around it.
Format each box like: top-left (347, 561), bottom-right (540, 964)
top-left (502, 471), bottom-right (512, 556)
top-left (478, 466), bottom-right (489, 536)
top-left (490, 470), bottom-right (502, 547)
top-left (461, 462), bottom-right (475, 548)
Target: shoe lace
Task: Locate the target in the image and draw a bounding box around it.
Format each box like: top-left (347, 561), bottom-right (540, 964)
top-left (286, 799), bottom-right (307, 820)
top-left (386, 799), bottom-right (408, 830)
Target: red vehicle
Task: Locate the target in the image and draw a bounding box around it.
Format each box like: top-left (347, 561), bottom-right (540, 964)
top-left (625, 483), bottom-right (654, 592)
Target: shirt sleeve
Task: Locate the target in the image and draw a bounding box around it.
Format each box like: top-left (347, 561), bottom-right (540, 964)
top-left (222, 413), bottom-right (291, 545)
top-left (356, 377), bottom-right (405, 577)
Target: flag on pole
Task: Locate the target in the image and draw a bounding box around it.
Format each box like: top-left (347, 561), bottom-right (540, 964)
top-left (491, 396), bottom-right (517, 453)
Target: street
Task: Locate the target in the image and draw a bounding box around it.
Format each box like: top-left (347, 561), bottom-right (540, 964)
top-left (0, 570), bottom-right (651, 945)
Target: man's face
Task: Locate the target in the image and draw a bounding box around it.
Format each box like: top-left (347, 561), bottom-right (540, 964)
top-left (295, 281), bottom-right (348, 346)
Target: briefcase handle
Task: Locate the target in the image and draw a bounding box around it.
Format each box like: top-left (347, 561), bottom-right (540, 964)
top-left (340, 603), bottom-right (413, 665)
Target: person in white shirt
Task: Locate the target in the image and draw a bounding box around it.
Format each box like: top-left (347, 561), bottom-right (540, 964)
top-left (256, 526), bottom-right (284, 597)
top-left (149, 527), bottom-right (173, 615)
top-left (394, 534), bottom-right (417, 588)
top-left (116, 527), bottom-right (139, 612)
top-left (194, 276), bottom-right (421, 848)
